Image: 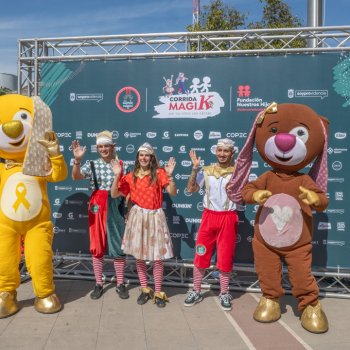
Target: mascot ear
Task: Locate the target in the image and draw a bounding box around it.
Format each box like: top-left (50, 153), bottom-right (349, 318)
top-left (308, 116), bottom-right (329, 193)
top-left (226, 102), bottom-right (278, 203)
top-left (23, 96), bottom-right (53, 177)
top-left (226, 113), bottom-right (260, 203)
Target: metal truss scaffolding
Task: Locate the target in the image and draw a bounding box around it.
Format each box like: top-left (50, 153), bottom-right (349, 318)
top-left (19, 26), bottom-right (350, 95)
top-left (18, 26), bottom-right (350, 297)
top-left (20, 255), bottom-right (350, 299)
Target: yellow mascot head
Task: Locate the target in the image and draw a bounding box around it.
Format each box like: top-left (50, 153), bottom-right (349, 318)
top-left (0, 94), bottom-right (53, 176)
top-left (0, 94), bottom-right (34, 161)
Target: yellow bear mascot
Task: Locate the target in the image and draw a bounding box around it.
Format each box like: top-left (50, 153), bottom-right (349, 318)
top-left (0, 94), bottom-right (68, 318)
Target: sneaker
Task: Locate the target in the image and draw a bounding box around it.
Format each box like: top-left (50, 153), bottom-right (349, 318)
top-left (116, 283), bottom-right (129, 299)
top-left (184, 290), bottom-right (203, 307)
top-left (90, 284), bottom-right (103, 300)
top-left (219, 293), bottom-right (233, 311)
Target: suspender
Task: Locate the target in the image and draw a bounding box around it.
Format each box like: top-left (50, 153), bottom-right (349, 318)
top-left (90, 161), bottom-right (99, 190)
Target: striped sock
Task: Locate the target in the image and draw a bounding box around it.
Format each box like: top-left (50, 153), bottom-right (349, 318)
top-left (220, 271), bottom-right (231, 295)
top-left (113, 257), bottom-right (126, 286)
top-left (136, 259), bottom-right (148, 288)
top-left (153, 260), bottom-right (164, 293)
top-left (92, 256), bottom-right (104, 286)
top-left (193, 266), bottom-right (205, 293)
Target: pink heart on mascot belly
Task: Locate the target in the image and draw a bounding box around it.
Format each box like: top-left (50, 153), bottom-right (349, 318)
top-left (258, 193), bottom-right (303, 248)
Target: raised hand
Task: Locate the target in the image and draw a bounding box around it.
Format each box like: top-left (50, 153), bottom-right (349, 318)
top-left (71, 140), bottom-right (86, 161)
top-left (299, 186), bottom-right (320, 206)
top-left (189, 149), bottom-right (201, 168)
top-left (110, 158), bottom-right (122, 177)
top-left (252, 190), bottom-right (272, 205)
top-left (38, 131), bottom-right (60, 157)
top-left (165, 157), bottom-right (176, 176)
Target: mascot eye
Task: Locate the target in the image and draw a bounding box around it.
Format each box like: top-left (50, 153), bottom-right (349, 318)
top-left (270, 127), bottom-right (278, 133)
top-left (289, 126), bottom-right (309, 143)
top-left (13, 110), bottom-right (33, 123)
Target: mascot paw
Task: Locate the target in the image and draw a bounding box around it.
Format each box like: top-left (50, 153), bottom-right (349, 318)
top-left (0, 291), bottom-right (20, 318)
top-left (253, 296), bottom-right (281, 323)
top-left (301, 301), bottom-right (328, 333)
top-left (34, 293), bottom-right (62, 314)
top-left (37, 131), bottom-right (61, 157)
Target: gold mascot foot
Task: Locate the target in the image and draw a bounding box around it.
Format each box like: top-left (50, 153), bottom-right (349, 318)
top-left (0, 291), bottom-right (20, 318)
top-left (301, 301), bottom-right (328, 333)
top-left (34, 293), bottom-right (62, 314)
top-left (253, 296), bottom-right (281, 323)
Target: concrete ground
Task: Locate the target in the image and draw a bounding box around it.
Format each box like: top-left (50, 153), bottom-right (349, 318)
top-left (0, 279), bottom-right (349, 350)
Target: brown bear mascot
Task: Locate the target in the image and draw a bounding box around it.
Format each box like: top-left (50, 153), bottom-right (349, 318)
top-left (227, 102), bottom-right (329, 333)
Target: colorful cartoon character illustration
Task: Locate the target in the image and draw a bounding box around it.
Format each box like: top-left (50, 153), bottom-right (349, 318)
top-left (163, 75), bottom-right (175, 96)
top-left (0, 94), bottom-right (68, 318)
top-left (175, 72), bottom-right (188, 94)
top-left (227, 103), bottom-right (329, 333)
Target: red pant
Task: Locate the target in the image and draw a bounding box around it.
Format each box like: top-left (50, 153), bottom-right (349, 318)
top-left (194, 209), bottom-right (238, 272)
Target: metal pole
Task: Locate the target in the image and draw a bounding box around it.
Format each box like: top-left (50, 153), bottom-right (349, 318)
top-left (307, 0), bottom-right (323, 48)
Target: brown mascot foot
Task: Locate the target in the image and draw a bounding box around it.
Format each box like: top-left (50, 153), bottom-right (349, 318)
top-left (301, 301), bottom-right (328, 333)
top-left (34, 293), bottom-right (62, 314)
top-left (253, 296), bottom-right (281, 323)
top-left (0, 291), bottom-right (20, 318)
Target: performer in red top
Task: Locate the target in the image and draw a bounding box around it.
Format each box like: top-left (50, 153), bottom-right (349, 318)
top-left (111, 142), bottom-right (176, 307)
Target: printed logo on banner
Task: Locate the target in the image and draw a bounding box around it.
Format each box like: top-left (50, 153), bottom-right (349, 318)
top-left (318, 222), bottom-right (331, 230)
top-left (184, 188), bottom-right (193, 197)
top-left (332, 161), bottom-right (342, 171)
top-left (337, 222), bottom-right (345, 231)
top-left (287, 88), bottom-right (328, 100)
top-left (76, 131), bottom-right (83, 139)
top-left (181, 160), bottom-right (192, 167)
top-left (70, 92), bottom-right (103, 102)
top-left (236, 86), bottom-right (270, 112)
top-left (163, 146), bottom-right (173, 153)
top-left (335, 192), bottom-right (343, 200)
top-left (178, 145), bottom-right (186, 154)
top-left (146, 132), bottom-right (157, 138)
top-left (53, 226), bottom-right (66, 234)
top-left (115, 86), bottom-right (141, 113)
top-left (126, 144), bottom-right (135, 153)
top-left (334, 132), bottom-right (347, 139)
top-left (154, 73), bottom-right (224, 119)
top-left (172, 203), bottom-right (192, 209)
top-left (193, 130), bottom-right (203, 140)
top-left (210, 145), bottom-right (216, 155)
top-left (249, 173), bottom-right (258, 181)
top-left (112, 131), bottom-right (119, 139)
top-left (54, 198), bottom-right (61, 206)
top-left (209, 131), bottom-right (222, 139)
top-left (185, 217), bottom-right (201, 223)
top-left (197, 202), bottom-right (204, 211)
top-left (162, 131), bottom-right (170, 139)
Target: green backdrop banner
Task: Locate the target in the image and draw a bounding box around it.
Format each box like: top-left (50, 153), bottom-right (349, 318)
top-left (42, 53), bottom-right (350, 269)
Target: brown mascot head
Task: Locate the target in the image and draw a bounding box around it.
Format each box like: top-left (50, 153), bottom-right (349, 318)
top-left (255, 103), bottom-right (328, 172)
top-left (227, 103), bottom-right (329, 203)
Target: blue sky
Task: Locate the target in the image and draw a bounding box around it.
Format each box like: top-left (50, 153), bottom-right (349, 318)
top-left (1, 0), bottom-right (349, 76)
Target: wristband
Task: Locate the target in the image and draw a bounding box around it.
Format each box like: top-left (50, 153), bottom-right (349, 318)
top-left (73, 160), bottom-right (81, 165)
